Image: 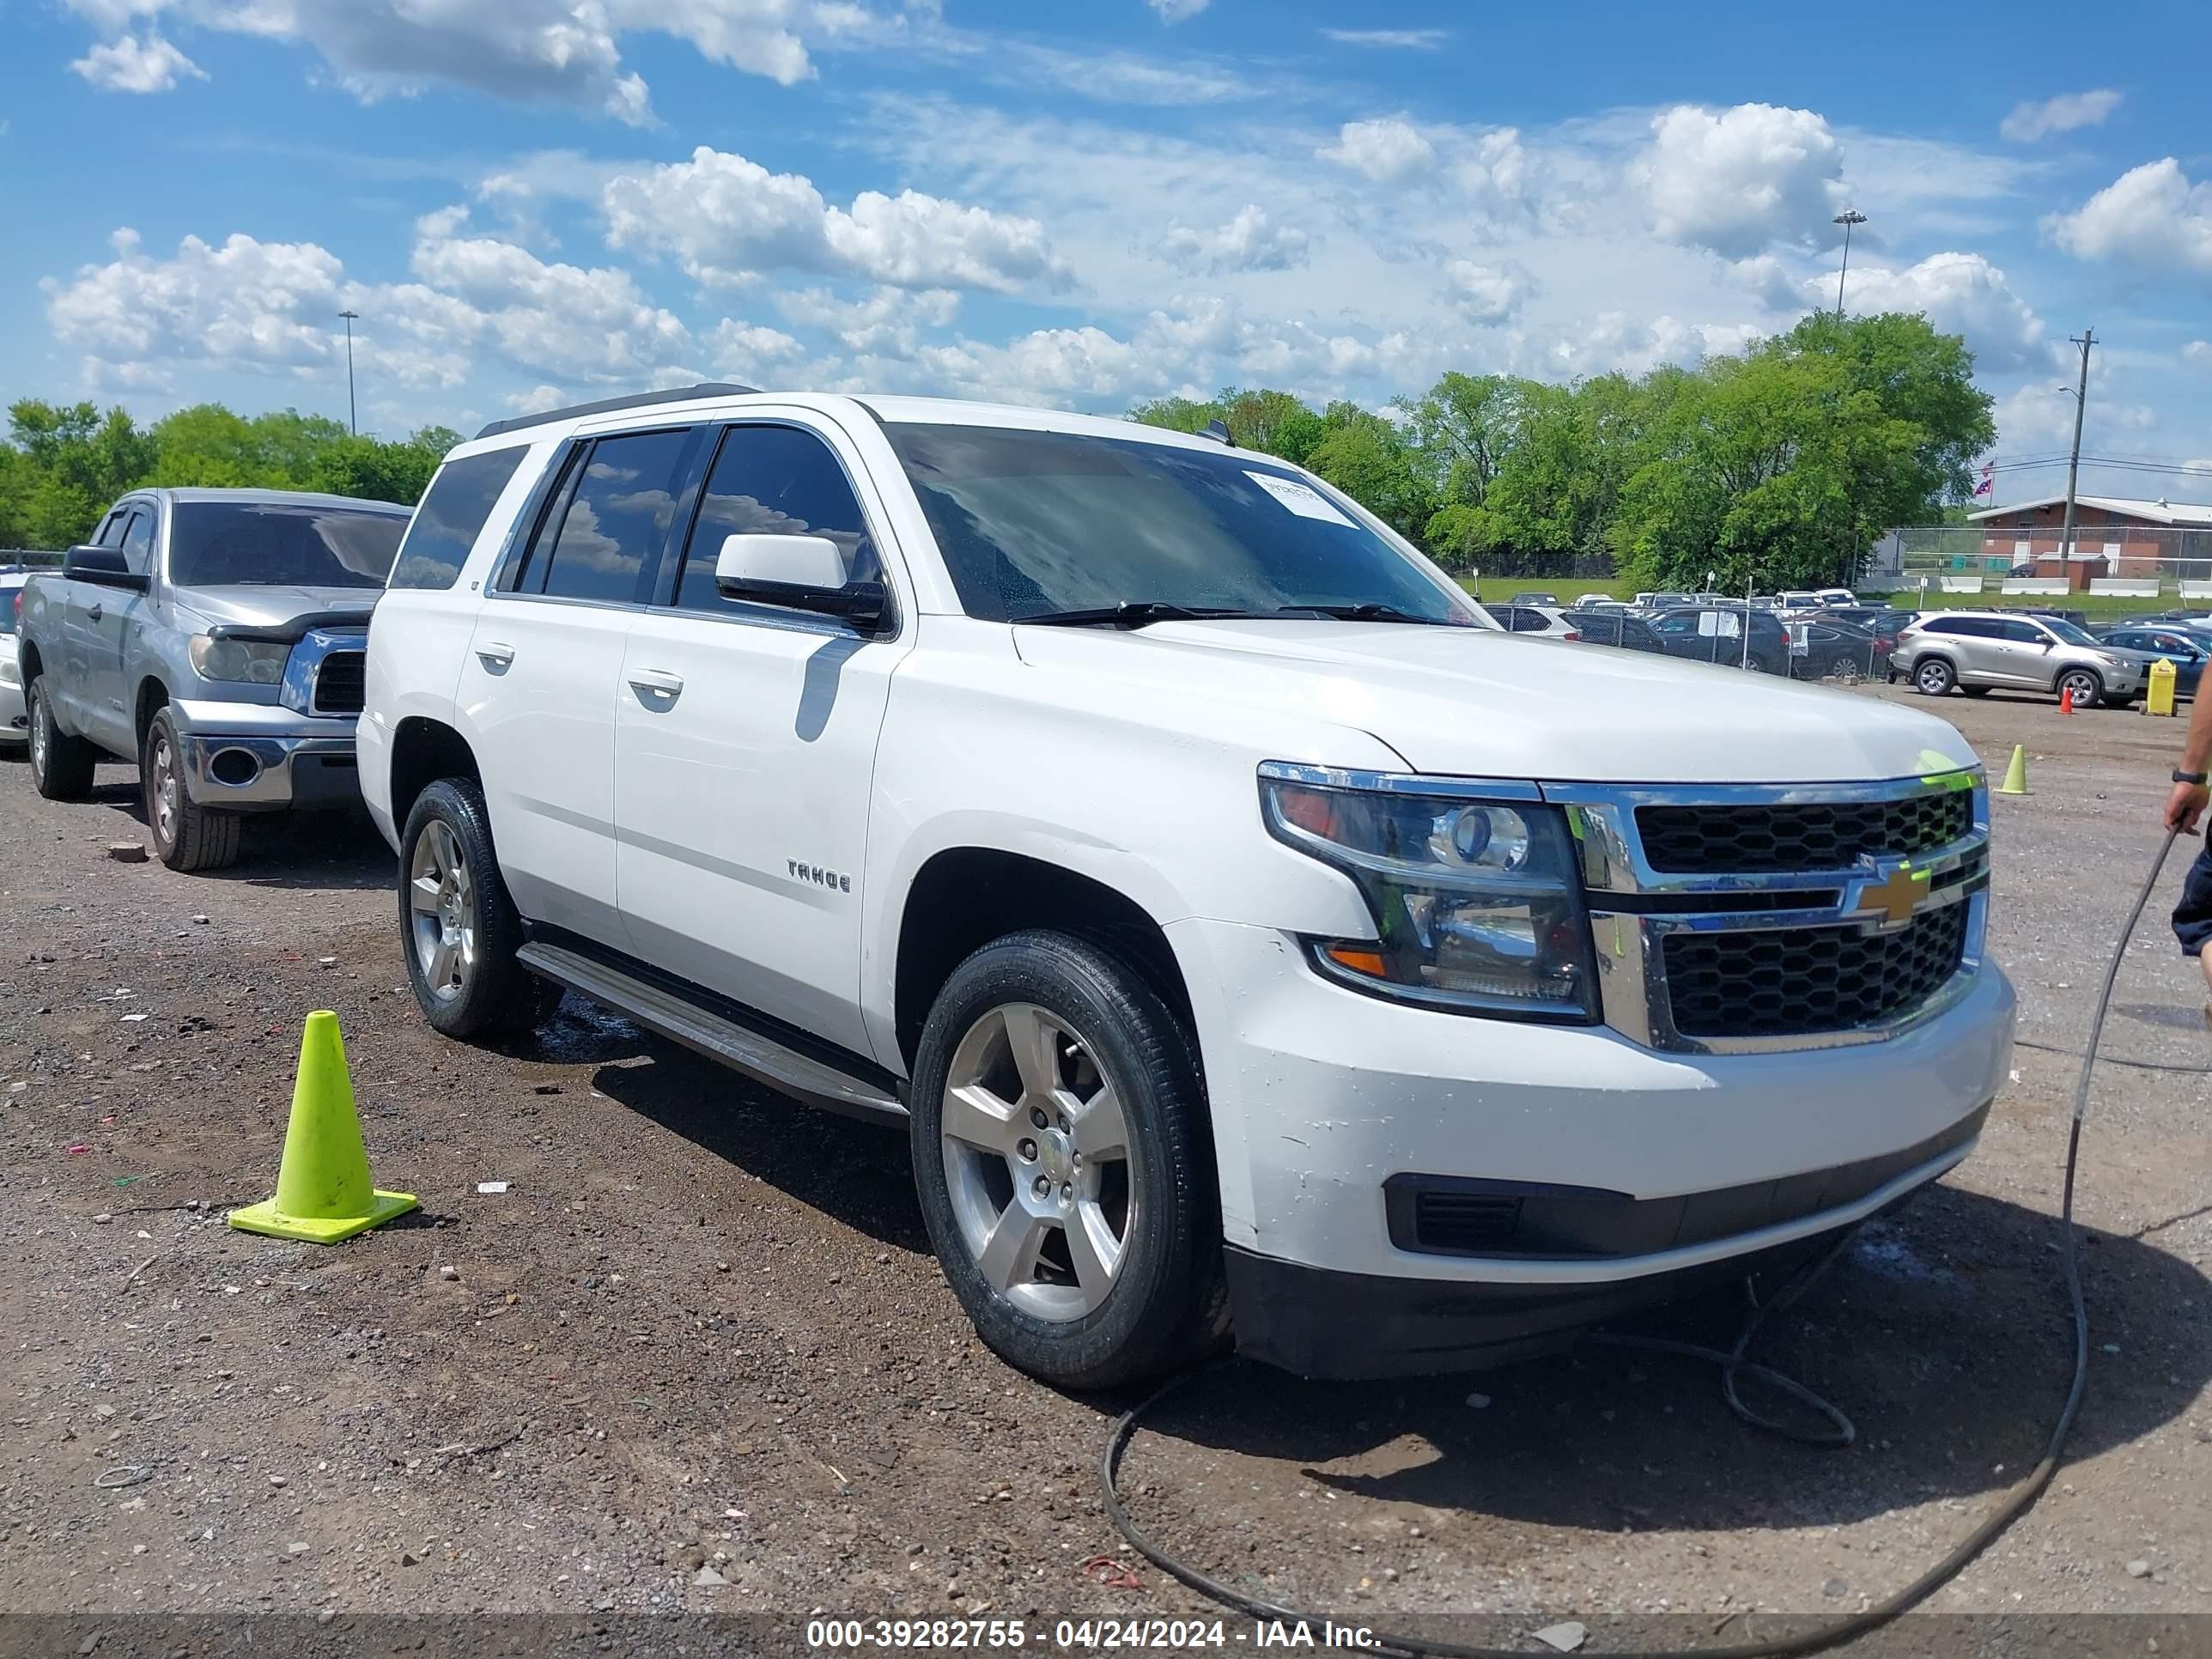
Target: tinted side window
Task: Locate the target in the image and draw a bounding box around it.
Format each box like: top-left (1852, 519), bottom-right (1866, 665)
top-left (535, 429), bottom-right (691, 605)
top-left (676, 425), bottom-right (878, 614)
top-left (2001, 619), bottom-right (2045, 643)
top-left (94, 509), bottom-right (130, 549)
top-left (391, 447), bottom-right (527, 591)
top-left (118, 510), bottom-right (155, 574)
top-left (1936, 617), bottom-right (1990, 638)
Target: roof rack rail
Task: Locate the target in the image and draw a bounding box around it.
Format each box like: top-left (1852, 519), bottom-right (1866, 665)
top-left (473, 381), bottom-right (761, 442)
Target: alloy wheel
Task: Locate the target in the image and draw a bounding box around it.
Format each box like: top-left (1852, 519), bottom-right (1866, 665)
top-left (939, 1002), bottom-right (1135, 1322)
top-left (149, 729), bottom-right (179, 848)
top-left (2060, 671), bottom-right (2099, 707)
top-left (408, 819), bottom-right (477, 1003)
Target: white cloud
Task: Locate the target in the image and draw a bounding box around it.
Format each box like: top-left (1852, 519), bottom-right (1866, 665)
top-left (1158, 205), bottom-right (1308, 275)
top-left (2045, 159), bottom-right (2212, 274)
top-left (1823, 251), bottom-right (2046, 371)
top-left (46, 228), bottom-right (344, 372)
top-left (1443, 260), bottom-right (1534, 324)
top-left (602, 147), bottom-right (1069, 294)
top-left (1146, 0), bottom-right (1209, 21)
top-left (1535, 313), bottom-right (1747, 380)
top-left (2186, 341), bottom-right (2212, 372)
top-left (707, 319), bottom-right (808, 382)
top-left (1319, 27), bottom-right (1448, 49)
top-left (1639, 102), bottom-right (1846, 257)
top-left (64, 0), bottom-right (900, 124)
top-left (1317, 118), bottom-right (1434, 183)
top-left (774, 285), bottom-right (958, 357)
top-left (2000, 88), bottom-right (2121, 143)
top-left (70, 32), bottom-right (204, 92)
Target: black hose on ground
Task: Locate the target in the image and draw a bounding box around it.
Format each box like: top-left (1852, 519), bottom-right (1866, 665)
top-left (1100, 830), bottom-right (2185, 1658)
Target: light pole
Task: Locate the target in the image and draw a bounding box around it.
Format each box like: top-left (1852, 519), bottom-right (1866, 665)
top-left (1832, 209), bottom-right (1867, 319)
top-left (337, 309), bottom-right (361, 435)
top-left (2056, 329), bottom-right (2095, 579)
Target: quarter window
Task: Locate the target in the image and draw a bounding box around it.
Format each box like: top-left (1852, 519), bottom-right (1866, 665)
top-left (675, 425), bottom-right (879, 614)
top-left (527, 428), bottom-right (691, 605)
top-left (391, 446), bottom-right (527, 591)
top-left (118, 509), bottom-right (154, 574)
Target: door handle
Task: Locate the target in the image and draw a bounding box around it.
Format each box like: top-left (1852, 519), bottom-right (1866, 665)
top-left (476, 641), bottom-right (515, 670)
top-left (628, 668), bottom-right (685, 706)
top-left (88, 603), bottom-right (103, 623)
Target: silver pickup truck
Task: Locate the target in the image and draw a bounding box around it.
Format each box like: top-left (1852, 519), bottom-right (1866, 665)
top-left (19, 488), bottom-right (411, 870)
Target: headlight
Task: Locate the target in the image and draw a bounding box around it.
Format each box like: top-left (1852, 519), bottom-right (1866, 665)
top-left (1260, 769), bottom-right (1599, 1021)
top-left (189, 635), bottom-right (289, 684)
top-left (0, 652), bottom-right (17, 687)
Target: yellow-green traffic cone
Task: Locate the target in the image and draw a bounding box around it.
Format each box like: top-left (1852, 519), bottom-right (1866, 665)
top-left (1995, 743), bottom-right (2029, 796)
top-left (229, 1012), bottom-right (416, 1243)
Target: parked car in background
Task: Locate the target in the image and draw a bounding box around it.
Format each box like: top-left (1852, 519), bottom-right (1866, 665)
top-left (2099, 626), bottom-right (2205, 699)
top-left (1631, 591), bottom-right (1694, 611)
top-left (16, 488), bottom-right (410, 868)
top-left (1480, 603), bottom-right (1579, 639)
top-left (1826, 605), bottom-right (1914, 642)
top-left (1892, 611), bottom-right (2151, 708)
top-left (1562, 608), bottom-right (1664, 654)
top-left (1508, 591), bottom-right (1559, 606)
top-left (1572, 592), bottom-right (1623, 610)
top-left (1814, 588), bottom-right (1860, 608)
top-left (1647, 605), bottom-right (1790, 674)
top-left (1775, 591), bottom-right (1821, 611)
top-left (361, 383), bottom-right (2012, 1388)
top-left (0, 569), bottom-right (28, 749)
top-left (1788, 617), bottom-right (1890, 681)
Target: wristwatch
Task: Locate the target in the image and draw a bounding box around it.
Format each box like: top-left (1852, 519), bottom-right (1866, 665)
top-left (2176, 769), bottom-right (2209, 786)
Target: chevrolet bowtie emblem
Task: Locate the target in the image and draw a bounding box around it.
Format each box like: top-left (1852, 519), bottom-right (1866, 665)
top-left (1855, 862), bottom-right (1931, 927)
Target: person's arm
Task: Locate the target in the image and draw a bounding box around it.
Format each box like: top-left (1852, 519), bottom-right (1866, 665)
top-left (2163, 687), bottom-right (2212, 832)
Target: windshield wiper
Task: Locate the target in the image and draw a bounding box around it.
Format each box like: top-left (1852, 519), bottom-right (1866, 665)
top-left (1285, 602), bottom-right (1453, 625)
top-left (1018, 602), bottom-right (1262, 629)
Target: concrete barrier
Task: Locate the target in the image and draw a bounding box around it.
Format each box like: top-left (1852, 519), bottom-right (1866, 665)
top-left (2000, 577), bottom-right (2072, 595)
top-left (2089, 579), bottom-right (2161, 599)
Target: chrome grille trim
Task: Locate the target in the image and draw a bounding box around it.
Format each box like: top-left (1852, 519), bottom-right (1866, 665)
top-left (1541, 772), bottom-right (1990, 1055)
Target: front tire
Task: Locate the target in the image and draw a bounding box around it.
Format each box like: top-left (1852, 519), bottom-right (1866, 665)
top-left (143, 708), bottom-right (241, 872)
top-left (1912, 657), bottom-right (1956, 696)
top-left (1961, 685), bottom-right (1991, 698)
top-left (398, 777), bottom-right (545, 1039)
top-left (27, 678), bottom-right (97, 800)
top-left (909, 931), bottom-right (1224, 1390)
top-left (2057, 667), bottom-right (2103, 708)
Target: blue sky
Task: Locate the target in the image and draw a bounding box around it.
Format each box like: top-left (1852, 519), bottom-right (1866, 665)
top-left (3, 0), bottom-right (2209, 507)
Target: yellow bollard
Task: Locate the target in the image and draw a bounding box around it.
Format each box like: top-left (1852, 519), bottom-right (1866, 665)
top-left (2145, 656), bottom-right (2178, 717)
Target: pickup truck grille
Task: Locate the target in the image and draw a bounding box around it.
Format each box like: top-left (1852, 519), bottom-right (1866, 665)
top-left (1636, 791), bottom-right (1973, 874)
top-left (1660, 902), bottom-right (1970, 1040)
top-left (311, 651), bottom-right (367, 716)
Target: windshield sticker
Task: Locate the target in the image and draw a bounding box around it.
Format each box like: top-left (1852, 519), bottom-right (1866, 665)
top-left (1244, 471), bottom-right (1357, 529)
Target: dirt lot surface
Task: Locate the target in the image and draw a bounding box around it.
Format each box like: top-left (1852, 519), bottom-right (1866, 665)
top-left (2, 684), bottom-right (2209, 1654)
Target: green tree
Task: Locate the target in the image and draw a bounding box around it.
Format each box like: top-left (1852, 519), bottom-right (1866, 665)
top-left (1128, 386), bottom-right (1325, 465)
top-left (5, 400), bottom-right (157, 548)
top-left (307, 426), bottom-right (455, 505)
top-left (1304, 404), bottom-right (1434, 539)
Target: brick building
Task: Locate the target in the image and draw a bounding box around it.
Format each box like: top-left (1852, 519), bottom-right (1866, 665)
top-left (1970, 494), bottom-right (2212, 585)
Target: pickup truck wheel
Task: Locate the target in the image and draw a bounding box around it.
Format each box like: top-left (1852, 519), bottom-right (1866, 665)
top-left (27, 678), bottom-right (98, 801)
top-left (910, 931), bottom-right (1224, 1390)
top-left (399, 778), bottom-right (544, 1038)
top-left (143, 709), bottom-right (241, 872)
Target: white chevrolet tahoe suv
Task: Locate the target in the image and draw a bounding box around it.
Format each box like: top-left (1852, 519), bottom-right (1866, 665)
top-left (362, 383), bottom-right (2016, 1389)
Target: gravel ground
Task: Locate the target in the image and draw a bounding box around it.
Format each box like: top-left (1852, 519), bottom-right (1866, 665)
top-left (1, 687), bottom-right (2208, 1654)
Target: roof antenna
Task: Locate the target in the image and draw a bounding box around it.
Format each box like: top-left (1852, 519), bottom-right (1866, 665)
top-left (1201, 418), bottom-right (1232, 446)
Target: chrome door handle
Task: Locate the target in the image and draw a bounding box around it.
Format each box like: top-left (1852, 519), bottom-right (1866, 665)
top-left (628, 669), bottom-right (684, 705)
top-left (476, 642), bottom-right (515, 670)
top-left (88, 604), bottom-right (103, 623)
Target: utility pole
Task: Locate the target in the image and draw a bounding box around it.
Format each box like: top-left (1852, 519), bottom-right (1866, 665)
top-left (338, 310), bottom-right (361, 435)
top-left (2057, 328), bottom-right (2094, 578)
top-left (1832, 210), bottom-right (1868, 319)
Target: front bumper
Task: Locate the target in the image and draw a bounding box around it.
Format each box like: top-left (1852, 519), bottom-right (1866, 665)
top-left (1167, 915), bottom-right (2014, 1376)
top-left (169, 697), bottom-right (362, 811)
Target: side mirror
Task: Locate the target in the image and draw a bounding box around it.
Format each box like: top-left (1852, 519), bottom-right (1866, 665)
top-left (714, 534), bottom-right (886, 631)
top-left (63, 544), bottom-right (150, 592)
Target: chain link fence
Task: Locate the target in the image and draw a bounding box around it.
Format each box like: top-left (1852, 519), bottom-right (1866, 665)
top-left (1879, 525), bottom-right (2212, 599)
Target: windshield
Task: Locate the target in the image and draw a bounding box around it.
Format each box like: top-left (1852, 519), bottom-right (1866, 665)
top-left (883, 422), bottom-right (1478, 625)
top-left (2040, 617), bottom-right (2100, 647)
top-left (168, 502), bottom-right (407, 589)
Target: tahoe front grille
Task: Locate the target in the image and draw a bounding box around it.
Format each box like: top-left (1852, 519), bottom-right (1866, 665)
top-left (1661, 902), bottom-right (1969, 1040)
top-left (312, 650), bottom-right (366, 715)
top-left (1636, 791), bottom-right (1972, 874)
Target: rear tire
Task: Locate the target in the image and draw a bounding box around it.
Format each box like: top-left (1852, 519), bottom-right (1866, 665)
top-left (27, 678), bottom-right (97, 801)
top-left (909, 930), bottom-right (1225, 1390)
top-left (1912, 658), bottom-right (1956, 697)
top-left (398, 777), bottom-right (546, 1039)
top-left (143, 708), bottom-right (241, 872)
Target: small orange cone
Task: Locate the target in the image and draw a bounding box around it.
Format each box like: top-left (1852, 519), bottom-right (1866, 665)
top-left (2058, 685), bottom-right (2074, 715)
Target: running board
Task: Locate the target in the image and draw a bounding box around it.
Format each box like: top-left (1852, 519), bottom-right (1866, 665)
top-left (516, 941), bottom-right (907, 1126)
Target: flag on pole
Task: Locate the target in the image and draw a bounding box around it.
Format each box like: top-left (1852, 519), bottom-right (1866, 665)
top-left (1972, 462), bottom-right (1994, 498)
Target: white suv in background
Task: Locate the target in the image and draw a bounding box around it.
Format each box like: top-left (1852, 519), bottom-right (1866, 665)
top-left (360, 384), bottom-right (2015, 1388)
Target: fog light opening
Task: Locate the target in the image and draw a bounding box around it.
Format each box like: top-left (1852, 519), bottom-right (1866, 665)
top-left (209, 747), bottom-right (262, 787)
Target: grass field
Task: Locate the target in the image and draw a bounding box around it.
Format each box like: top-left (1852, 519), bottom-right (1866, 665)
top-left (1458, 575), bottom-right (2190, 620)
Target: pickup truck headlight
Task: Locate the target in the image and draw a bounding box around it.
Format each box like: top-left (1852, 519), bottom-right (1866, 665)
top-left (1260, 769), bottom-right (1599, 1021)
top-left (189, 635), bottom-right (289, 685)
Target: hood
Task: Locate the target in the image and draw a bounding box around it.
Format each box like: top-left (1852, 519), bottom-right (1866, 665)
top-left (174, 585), bottom-right (380, 631)
top-left (1013, 620), bottom-right (1980, 785)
